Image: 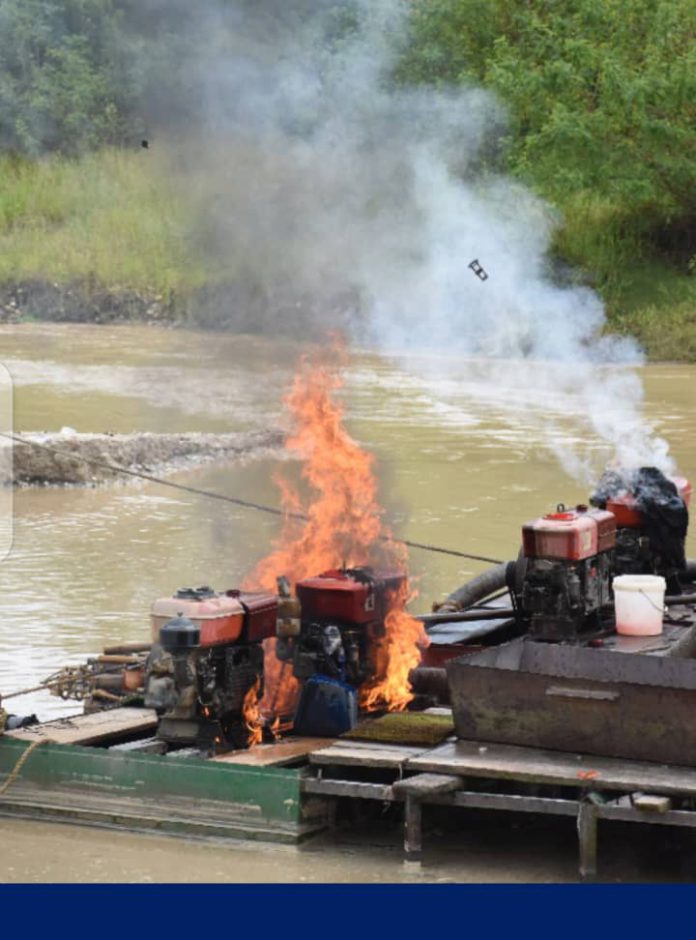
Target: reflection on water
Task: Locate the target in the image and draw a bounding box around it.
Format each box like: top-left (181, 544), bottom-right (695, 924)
top-left (0, 323), bottom-right (695, 719)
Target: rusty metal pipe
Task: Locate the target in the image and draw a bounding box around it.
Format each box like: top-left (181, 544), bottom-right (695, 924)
top-left (95, 654), bottom-right (144, 665)
top-left (102, 642), bottom-right (152, 655)
top-left (91, 674), bottom-right (125, 693)
top-left (408, 667), bottom-right (450, 703)
top-left (91, 689), bottom-right (123, 702)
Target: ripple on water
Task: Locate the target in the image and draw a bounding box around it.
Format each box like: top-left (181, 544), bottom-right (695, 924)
top-left (0, 325), bottom-right (694, 720)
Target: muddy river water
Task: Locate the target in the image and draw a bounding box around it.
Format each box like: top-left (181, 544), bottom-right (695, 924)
top-left (1, 322), bottom-right (696, 882)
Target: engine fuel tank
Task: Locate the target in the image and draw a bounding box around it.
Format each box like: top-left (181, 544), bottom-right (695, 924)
top-left (522, 506), bottom-right (616, 561)
top-left (226, 590), bottom-right (278, 643)
top-left (296, 568), bottom-right (406, 624)
top-left (151, 587), bottom-right (245, 647)
top-left (607, 476), bottom-right (692, 529)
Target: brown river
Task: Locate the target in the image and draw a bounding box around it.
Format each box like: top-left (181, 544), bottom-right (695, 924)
top-left (1, 322), bottom-right (696, 882)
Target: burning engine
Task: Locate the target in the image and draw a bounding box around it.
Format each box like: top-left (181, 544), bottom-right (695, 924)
top-left (145, 586), bottom-right (277, 749)
top-left (276, 567), bottom-right (406, 687)
top-left (520, 504), bottom-right (616, 641)
top-left (591, 468), bottom-right (691, 593)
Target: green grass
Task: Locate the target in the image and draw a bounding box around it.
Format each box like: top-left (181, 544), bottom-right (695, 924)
top-left (0, 148), bottom-right (694, 359)
top-left (550, 191), bottom-right (696, 359)
top-left (0, 149), bottom-right (210, 294)
top-left (610, 300), bottom-right (696, 361)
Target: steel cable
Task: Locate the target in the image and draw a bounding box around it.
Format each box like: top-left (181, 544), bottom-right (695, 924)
top-left (1, 431), bottom-right (503, 565)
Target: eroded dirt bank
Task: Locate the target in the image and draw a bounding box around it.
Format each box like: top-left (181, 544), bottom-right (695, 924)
top-left (8, 429), bottom-right (284, 485)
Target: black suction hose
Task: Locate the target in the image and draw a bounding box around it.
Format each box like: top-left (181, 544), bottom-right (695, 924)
top-left (433, 562), bottom-right (512, 614)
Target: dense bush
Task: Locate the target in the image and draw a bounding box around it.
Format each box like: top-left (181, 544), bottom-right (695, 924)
top-left (397, 0), bottom-right (696, 280)
top-left (0, 0), bottom-right (693, 334)
top-left (0, 0), bottom-right (144, 154)
top-left (0, 0), bottom-right (336, 155)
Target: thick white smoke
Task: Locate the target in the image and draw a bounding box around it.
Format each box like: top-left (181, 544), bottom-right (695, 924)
top-left (162, 0), bottom-right (673, 482)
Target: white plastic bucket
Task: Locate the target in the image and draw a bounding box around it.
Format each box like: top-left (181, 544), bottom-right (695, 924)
top-left (613, 574), bottom-right (666, 636)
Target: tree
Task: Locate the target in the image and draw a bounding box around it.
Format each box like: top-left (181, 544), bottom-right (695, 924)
top-left (0, 0), bottom-right (140, 155)
top-left (397, 0), bottom-right (696, 268)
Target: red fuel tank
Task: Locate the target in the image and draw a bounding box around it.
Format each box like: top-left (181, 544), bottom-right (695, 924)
top-left (226, 590), bottom-right (278, 643)
top-left (522, 506), bottom-right (616, 561)
top-left (151, 586), bottom-right (277, 647)
top-left (607, 476), bottom-right (692, 529)
top-left (151, 588), bottom-right (244, 646)
top-left (296, 568), bottom-right (406, 624)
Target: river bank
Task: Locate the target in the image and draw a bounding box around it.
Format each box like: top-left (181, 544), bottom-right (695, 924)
top-left (0, 279), bottom-right (356, 337)
top-left (1, 148), bottom-right (693, 360)
top-left (1, 276), bottom-right (694, 361)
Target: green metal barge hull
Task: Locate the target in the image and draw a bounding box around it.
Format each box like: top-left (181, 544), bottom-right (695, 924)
top-left (0, 737), bottom-right (319, 844)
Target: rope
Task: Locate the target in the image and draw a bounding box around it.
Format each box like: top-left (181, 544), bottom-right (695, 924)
top-left (0, 739), bottom-right (45, 797)
top-left (2, 431), bottom-right (503, 565)
top-left (1, 681), bottom-right (62, 702)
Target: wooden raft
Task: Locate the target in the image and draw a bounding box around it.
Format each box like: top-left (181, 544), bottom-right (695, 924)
top-left (304, 734), bottom-right (696, 879)
top-left (5, 707), bottom-right (158, 747)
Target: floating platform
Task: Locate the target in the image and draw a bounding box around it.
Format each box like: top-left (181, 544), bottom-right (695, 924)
top-left (305, 735), bottom-right (696, 880)
top-left (4, 706), bottom-right (696, 879)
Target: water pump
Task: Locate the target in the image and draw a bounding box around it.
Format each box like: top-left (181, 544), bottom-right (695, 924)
top-left (277, 566), bottom-right (406, 687)
top-left (518, 505), bottom-right (616, 641)
top-left (145, 585), bottom-right (277, 749)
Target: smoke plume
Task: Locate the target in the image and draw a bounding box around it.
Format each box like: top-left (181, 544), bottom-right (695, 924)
top-left (140, 0), bottom-right (673, 481)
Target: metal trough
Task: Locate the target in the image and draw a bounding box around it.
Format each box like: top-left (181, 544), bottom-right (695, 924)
top-left (446, 637), bottom-right (696, 767)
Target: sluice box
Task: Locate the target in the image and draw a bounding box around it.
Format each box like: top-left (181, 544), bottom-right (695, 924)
top-left (446, 637), bottom-right (696, 767)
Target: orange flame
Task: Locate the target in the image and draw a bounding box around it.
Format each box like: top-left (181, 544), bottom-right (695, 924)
top-left (360, 583), bottom-right (426, 713)
top-left (242, 677), bottom-right (263, 747)
top-left (245, 350), bottom-right (383, 589)
top-left (258, 638), bottom-right (300, 725)
top-left (245, 349), bottom-right (428, 715)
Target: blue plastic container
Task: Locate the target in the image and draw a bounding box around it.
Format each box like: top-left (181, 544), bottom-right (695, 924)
top-left (293, 675), bottom-right (358, 737)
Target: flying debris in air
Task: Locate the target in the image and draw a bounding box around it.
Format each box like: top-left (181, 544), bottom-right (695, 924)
top-left (468, 259), bottom-right (488, 281)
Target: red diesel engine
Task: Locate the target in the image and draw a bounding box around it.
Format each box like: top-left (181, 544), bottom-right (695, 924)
top-left (277, 567), bottom-right (406, 687)
top-left (520, 505), bottom-right (616, 641)
top-left (145, 586), bottom-right (277, 749)
top-left (591, 469), bottom-right (691, 594)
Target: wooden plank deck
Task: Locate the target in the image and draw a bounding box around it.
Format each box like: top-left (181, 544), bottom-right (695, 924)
top-left (392, 773), bottom-right (462, 798)
top-left (304, 734), bottom-right (696, 878)
top-left (212, 737), bottom-right (334, 767)
top-left (310, 739), bottom-right (430, 770)
top-left (5, 707), bottom-right (158, 746)
top-left (406, 739), bottom-right (696, 797)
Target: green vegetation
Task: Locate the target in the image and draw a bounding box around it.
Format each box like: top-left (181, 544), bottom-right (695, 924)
top-left (0, 150), bottom-right (206, 293)
top-left (0, 0), bottom-right (141, 156)
top-left (397, 0), bottom-right (696, 356)
top-left (0, 0), bottom-right (694, 357)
